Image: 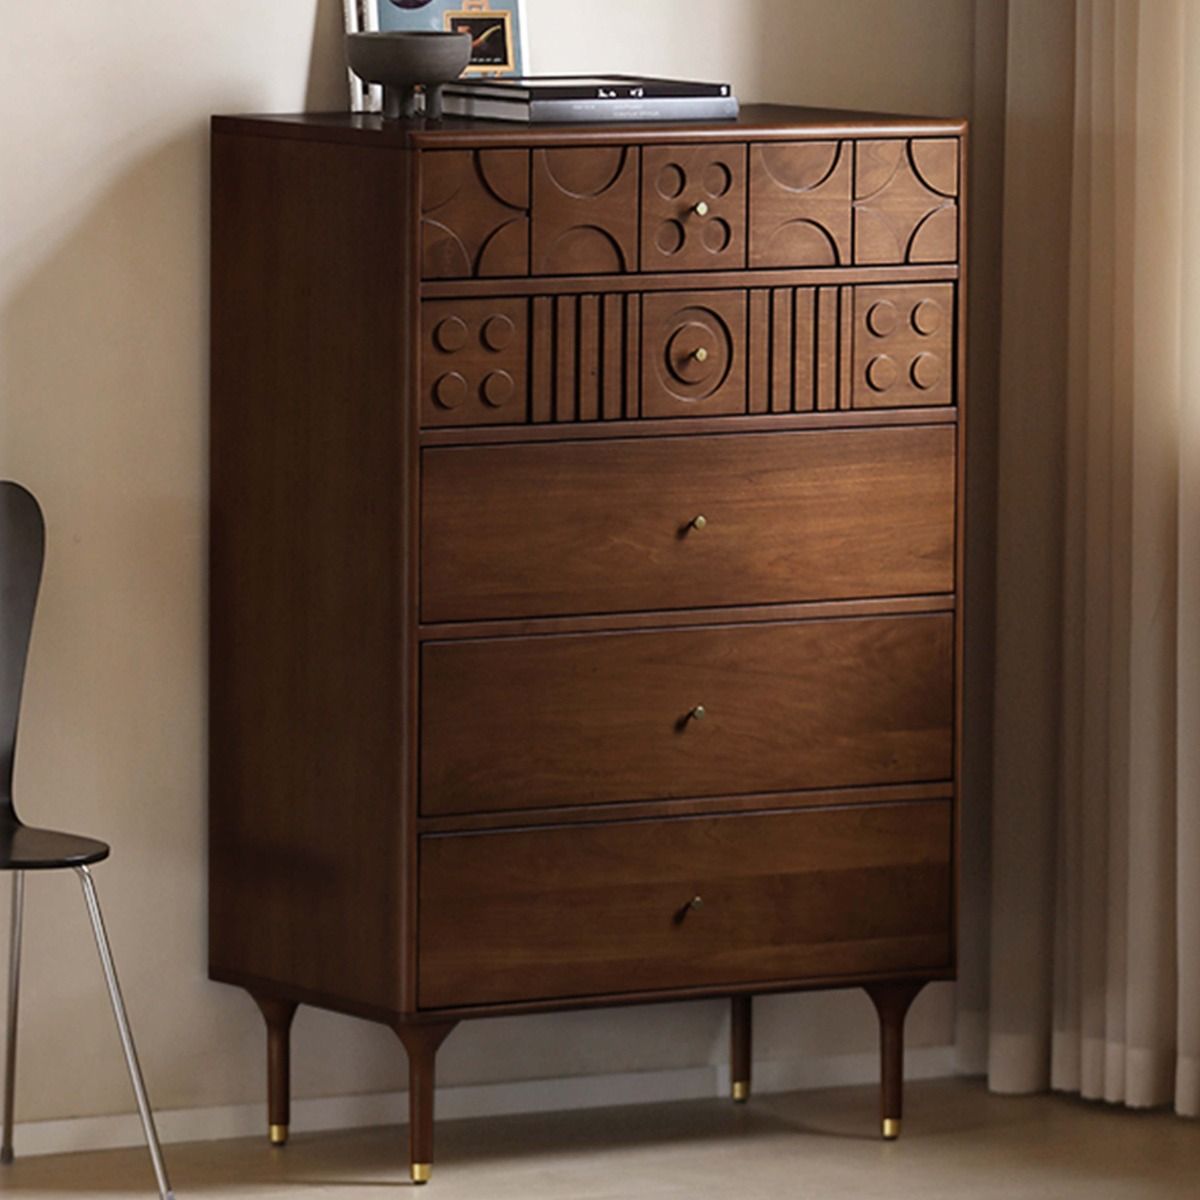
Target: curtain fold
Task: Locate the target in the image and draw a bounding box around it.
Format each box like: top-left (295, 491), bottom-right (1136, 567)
top-left (982, 0), bottom-right (1200, 1117)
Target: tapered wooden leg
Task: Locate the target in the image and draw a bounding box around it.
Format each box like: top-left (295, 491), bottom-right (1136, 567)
top-left (730, 995), bottom-right (752, 1102)
top-left (395, 1021), bottom-right (457, 1185)
top-left (252, 995), bottom-right (297, 1146)
top-left (864, 981), bottom-right (924, 1139)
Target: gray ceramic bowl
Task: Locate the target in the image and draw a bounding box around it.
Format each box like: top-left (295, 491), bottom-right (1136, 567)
top-left (346, 31), bottom-right (472, 120)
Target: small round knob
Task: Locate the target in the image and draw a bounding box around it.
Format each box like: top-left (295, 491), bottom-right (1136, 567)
top-left (692, 346), bottom-right (709, 363)
top-left (688, 895), bottom-right (704, 910)
top-left (690, 705), bottom-right (707, 721)
top-left (689, 514), bottom-right (708, 531)
top-left (693, 201), bottom-right (710, 217)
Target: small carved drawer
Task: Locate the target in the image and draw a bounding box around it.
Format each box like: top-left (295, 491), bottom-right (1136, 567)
top-left (421, 298), bottom-right (527, 427)
top-left (851, 283), bottom-right (954, 408)
top-left (531, 146), bottom-right (640, 275)
top-left (640, 144), bottom-right (747, 272)
top-left (421, 613), bottom-right (954, 815)
top-left (420, 149), bottom-right (530, 280)
top-left (420, 426), bottom-right (956, 621)
top-left (642, 290), bottom-right (746, 417)
top-left (417, 801), bottom-right (954, 1007)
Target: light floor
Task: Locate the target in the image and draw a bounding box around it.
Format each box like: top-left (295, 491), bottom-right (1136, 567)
top-left (1, 1078), bottom-right (1198, 1198)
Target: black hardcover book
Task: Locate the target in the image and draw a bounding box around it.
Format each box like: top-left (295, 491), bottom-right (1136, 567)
top-left (442, 74), bottom-right (734, 101)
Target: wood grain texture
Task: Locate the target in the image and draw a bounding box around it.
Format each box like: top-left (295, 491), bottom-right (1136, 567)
top-left (418, 801), bottom-right (953, 1007)
top-left (532, 146), bottom-right (639, 275)
top-left (421, 614), bottom-right (953, 814)
top-left (421, 297), bottom-right (528, 426)
top-left (420, 427), bottom-right (956, 622)
top-left (421, 148), bottom-right (529, 278)
top-left (749, 141), bottom-right (851, 267)
top-left (640, 143), bottom-right (747, 272)
top-left (209, 130), bottom-right (408, 1013)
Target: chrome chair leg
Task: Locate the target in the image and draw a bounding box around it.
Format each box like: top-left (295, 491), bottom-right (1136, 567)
top-left (1, 871), bottom-right (23, 1164)
top-left (76, 866), bottom-right (175, 1200)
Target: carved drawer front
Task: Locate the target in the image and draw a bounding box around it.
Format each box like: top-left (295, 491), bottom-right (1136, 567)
top-left (421, 298), bottom-right (528, 427)
top-left (640, 144), bottom-right (747, 272)
top-left (854, 139), bottom-right (959, 264)
top-left (641, 291), bottom-right (746, 417)
top-left (749, 140), bottom-right (852, 268)
top-left (420, 426), bottom-right (956, 622)
top-left (531, 146), bottom-right (640, 275)
top-left (852, 284), bottom-right (954, 408)
top-left (418, 800), bottom-right (953, 1006)
top-left (421, 149), bottom-right (530, 279)
top-left (422, 613), bottom-right (953, 815)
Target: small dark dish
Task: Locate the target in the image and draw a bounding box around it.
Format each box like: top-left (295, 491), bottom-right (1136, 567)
top-left (345, 31), bottom-right (472, 120)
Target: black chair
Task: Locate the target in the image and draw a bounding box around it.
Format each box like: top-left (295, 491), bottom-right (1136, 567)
top-left (0, 481), bottom-right (174, 1199)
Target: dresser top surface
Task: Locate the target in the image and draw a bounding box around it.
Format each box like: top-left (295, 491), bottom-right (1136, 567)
top-left (212, 104), bottom-right (967, 148)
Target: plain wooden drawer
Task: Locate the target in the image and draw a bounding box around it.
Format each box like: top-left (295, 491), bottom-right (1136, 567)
top-left (420, 426), bottom-right (955, 622)
top-left (417, 800), bottom-right (953, 1008)
top-left (421, 613), bottom-right (953, 815)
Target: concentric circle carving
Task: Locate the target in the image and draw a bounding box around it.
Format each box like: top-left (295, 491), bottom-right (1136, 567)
top-left (912, 299), bottom-right (944, 335)
top-left (702, 219), bottom-right (732, 254)
top-left (481, 370), bottom-right (515, 408)
top-left (866, 355), bottom-right (899, 393)
top-left (910, 352), bottom-right (942, 390)
top-left (433, 371), bottom-right (468, 409)
top-left (655, 220), bottom-right (685, 256)
top-left (866, 301), bottom-right (899, 338)
top-left (481, 314), bottom-right (515, 352)
top-left (434, 316), bottom-right (469, 353)
top-left (660, 307), bottom-right (733, 399)
top-left (656, 164), bottom-right (686, 199)
top-left (703, 162), bottom-right (733, 197)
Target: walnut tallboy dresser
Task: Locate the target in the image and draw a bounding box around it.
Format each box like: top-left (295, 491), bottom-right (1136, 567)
top-left (209, 105), bottom-right (967, 1184)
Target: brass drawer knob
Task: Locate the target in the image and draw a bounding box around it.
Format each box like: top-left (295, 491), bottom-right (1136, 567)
top-left (688, 895), bottom-right (704, 911)
top-left (689, 705), bottom-right (707, 721)
top-left (692, 346), bottom-right (709, 363)
top-left (693, 201), bottom-right (710, 217)
top-left (689, 514), bottom-right (707, 531)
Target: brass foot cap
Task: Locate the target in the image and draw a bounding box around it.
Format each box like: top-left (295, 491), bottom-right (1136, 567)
top-left (269, 1123), bottom-right (288, 1147)
top-left (882, 1117), bottom-right (901, 1140)
top-left (732, 1080), bottom-right (749, 1103)
top-left (411, 1162), bottom-right (432, 1185)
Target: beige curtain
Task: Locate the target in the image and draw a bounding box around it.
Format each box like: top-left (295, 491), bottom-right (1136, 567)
top-left (976, 0), bottom-right (1200, 1116)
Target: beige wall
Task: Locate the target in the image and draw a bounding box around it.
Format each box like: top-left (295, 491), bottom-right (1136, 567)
top-left (0, 0), bottom-right (978, 1127)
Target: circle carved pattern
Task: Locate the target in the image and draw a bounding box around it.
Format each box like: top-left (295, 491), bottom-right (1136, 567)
top-left (910, 352), bottom-right (942, 390)
top-left (660, 308), bottom-right (733, 401)
top-left (481, 370), bottom-right (515, 408)
top-left (434, 316), bottom-right (469, 353)
top-left (433, 371), bottom-right (468, 409)
top-left (866, 355), bottom-right (899, 393)
top-left (482, 314), bottom-right (515, 352)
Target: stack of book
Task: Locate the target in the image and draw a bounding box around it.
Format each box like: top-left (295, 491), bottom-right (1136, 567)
top-left (440, 75), bottom-right (739, 123)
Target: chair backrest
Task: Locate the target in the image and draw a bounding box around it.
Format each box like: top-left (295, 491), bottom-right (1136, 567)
top-left (0, 482), bottom-right (45, 813)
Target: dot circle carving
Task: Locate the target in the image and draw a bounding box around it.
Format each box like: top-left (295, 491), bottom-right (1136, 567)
top-left (482, 370), bottom-right (515, 408)
top-left (434, 316), bottom-right (469, 353)
top-left (866, 355), bottom-right (899, 393)
top-left (912, 299), bottom-right (943, 336)
top-left (656, 220), bottom-right (685, 256)
top-left (910, 353), bottom-right (942, 390)
top-left (656, 164), bottom-right (686, 199)
top-left (434, 372), bottom-right (468, 409)
top-left (703, 219), bottom-right (732, 254)
top-left (703, 162), bottom-right (733, 197)
top-left (482, 314), bottom-right (515, 351)
top-left (867, 301), bottom-right (899, 338)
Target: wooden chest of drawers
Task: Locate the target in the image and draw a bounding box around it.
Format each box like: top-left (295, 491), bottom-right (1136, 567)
top-left (209, 104), bottom-right (966, 1183)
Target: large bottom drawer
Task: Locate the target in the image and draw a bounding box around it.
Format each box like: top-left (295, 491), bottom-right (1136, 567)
top-left (417, 801), bottom-right (953, 1009)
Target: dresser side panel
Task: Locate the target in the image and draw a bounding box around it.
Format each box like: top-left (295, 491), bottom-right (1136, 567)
top-left (209, 129), bottom-right (412, 1014)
